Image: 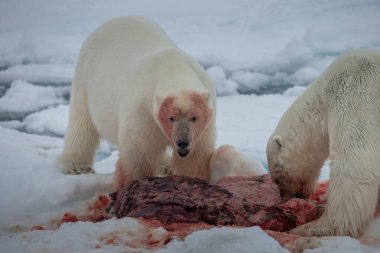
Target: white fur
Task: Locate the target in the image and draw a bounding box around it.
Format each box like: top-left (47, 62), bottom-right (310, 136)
top-left (267, 50), bottom-right (380, 237)
top-left (210, 144), bottom-right (266, 183)
top-left (57, 16), bottom-right (216, 186)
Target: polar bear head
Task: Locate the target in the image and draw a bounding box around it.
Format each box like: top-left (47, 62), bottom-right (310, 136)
top-left (155, 90), bottom-right (213, 157)
top-left (266, 134), bottom-right (320, 198)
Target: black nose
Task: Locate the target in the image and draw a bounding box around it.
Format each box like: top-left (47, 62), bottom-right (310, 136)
top-left (176, 140), bottom-right (189, 149)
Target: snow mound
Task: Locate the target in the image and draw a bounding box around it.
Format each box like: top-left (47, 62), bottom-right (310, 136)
top-left (0, 80), bottom-right (69, 120)
top-left (23, 104), bottom-right (69, 137)
top-left (158, 226), bottom-right (290, 253)
top-left (0, 217), bottom-right (167, 253)
top-left (283, 86), bottom-right (307, 96)
top-left (207, 66), bottom-right (238, 96)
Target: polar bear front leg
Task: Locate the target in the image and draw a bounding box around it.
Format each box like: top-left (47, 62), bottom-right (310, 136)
top-left (114, 151), bottom-right (161, 190)
top-left (58, 90), bottom-right (99, 175)
top-left (114, 126), bottom-right (167, 190)
top-left (293, 158), bottom-right (378, 237)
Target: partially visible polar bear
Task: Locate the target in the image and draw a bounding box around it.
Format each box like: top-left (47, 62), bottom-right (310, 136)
top-left (267, 50), bottom-right (380, 237)
top-left (210, 144), bottom-right (266, 183)
top-left (57, 16), bottom-right (216, 189)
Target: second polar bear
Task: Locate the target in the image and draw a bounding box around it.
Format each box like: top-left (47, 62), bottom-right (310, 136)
top-left (58, 16), bottom-right (216, 189)
top-left (267, 50), bottom-right (380, 237)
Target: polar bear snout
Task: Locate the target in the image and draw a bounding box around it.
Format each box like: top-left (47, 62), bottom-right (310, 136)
top-left (174, 120), bottom-right (192, 157)
top-left (176, 139), bottom-right (190, 157)
top-left (271, 173), bottom-right (309, 199)
top-left (177, 147), bottom-right (190, 157)
top-left (176, 139), bottom-right (189, 149)
top-left (269, 164), bottom-right (308, 199)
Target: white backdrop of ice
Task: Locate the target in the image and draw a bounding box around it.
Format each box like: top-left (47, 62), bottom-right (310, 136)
top-left (22, 104), bottom-right (69, 136)
top-left (207, 66), bottom-right (239, 96)
top-left (0, 80), bottom-right (68, 113)
top-left (283, 86), bottom-right (307, 96)
top-left (231, 71), bottom-right (270, 93)
top-left (0, 64), bottom-right (73, 85)
top-left (1, 0), bottom-right (379, 93)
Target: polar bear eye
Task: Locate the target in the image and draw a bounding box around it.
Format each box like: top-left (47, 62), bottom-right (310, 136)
top-left (191, 116), bottom-right (197, 122)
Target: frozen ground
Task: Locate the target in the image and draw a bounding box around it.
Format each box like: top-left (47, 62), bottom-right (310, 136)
top-left (0, 0), bottom-right (379, 252)
top-left (1, 0), bottom-right (380, 94)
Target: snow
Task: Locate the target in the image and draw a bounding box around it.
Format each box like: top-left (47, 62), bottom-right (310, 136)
top-left (231, 71), bottom-right (270, 94)
top-left (0, 0), bottom-right (379, 94)
top-left (0, 0), bottom-right (379, 252)
top-left (283, 86), bottom-right (307, 96)
top-left (157, 226), bottom-right (290, 253)
top-left (0, 218), bottom-right (164, 253)
top-left (304, 237), bottom-right (378, 253)
top-left (22, 104), bottom-right (69, 136)
top-left (0, 80), bottom-right (69, 120)
top-left (0, 64), bottom-right (73, 85)
top-left (207, 66), bottom-right (239, 96)
top-left (287, 67), bottom-right (320, 87)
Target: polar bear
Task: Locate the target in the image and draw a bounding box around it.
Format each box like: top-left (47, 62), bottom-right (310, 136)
top-left (57, 16), bottom-right (216, 189)
top-left (210, 144), bottom-right (266, 183)
top-left (267, 50), bottom-right (380, 237)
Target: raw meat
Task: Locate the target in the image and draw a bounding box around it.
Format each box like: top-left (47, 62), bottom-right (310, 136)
top-left (216, 175), bottom-right (281, 206)
top-left (110, 175), bottom-right (317, 232)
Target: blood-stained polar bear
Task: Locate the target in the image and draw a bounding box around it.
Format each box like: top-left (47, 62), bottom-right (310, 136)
top-left (57, 16), bottom-right (216, 189)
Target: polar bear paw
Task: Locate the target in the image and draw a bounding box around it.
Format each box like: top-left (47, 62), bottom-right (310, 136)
top-left (60, 163), bottom-right (95, 175)
top-left (292, 218), bottom-right (336, 237)
top-left (295, 237), bottom-right (323, 252)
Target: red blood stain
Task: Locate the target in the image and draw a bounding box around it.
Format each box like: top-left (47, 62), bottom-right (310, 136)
top-left (85, 194), bottom-right (111, 222)
top-left (265, 230), bottom-right (301, 253)
top-left (114, 159), bottom-right (133, 190)
top-left (47, 194), bottom-right (112, 228)
top-left (189, 92), bottom-right (211, 122)
top-left (310, 181), bottom-right (329, 204)
top-left (188, 92), bottom-right (212, 140)
top-left (31, 225), bottom-right (45, 231)
top-left (100, 233), bottom-right (120, 245)
top-left (62, 212), bottom-right (79, 223)
top-left (158, 96), bottom-right (175, 138)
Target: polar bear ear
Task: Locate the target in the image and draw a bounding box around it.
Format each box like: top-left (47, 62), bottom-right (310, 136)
top-left (155, 94), bottom-right (164, 106)
top-left (272, 135), bottom-right (284, 152)
top-left (202, 91), bottom-right (211, 103)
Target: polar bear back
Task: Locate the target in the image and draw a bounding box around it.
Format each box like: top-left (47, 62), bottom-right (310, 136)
top-left (274, 50), bottom-right (380, 137)
top-left (321, 50), bottom-right (380, 128)
top-left (80, 16), bottom-right (176, 72)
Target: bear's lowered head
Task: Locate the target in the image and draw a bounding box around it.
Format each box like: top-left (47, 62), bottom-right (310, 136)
top-left (266, 134), bottom-right (321, 199)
